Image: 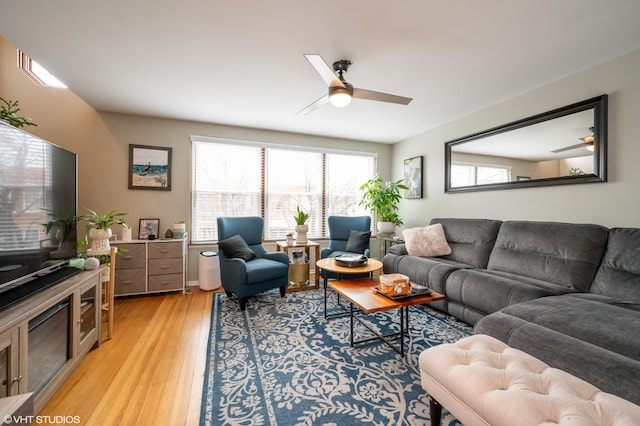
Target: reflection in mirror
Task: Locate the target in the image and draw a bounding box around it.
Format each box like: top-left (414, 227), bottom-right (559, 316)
top-left (445, 95), bottom-right (607, 193)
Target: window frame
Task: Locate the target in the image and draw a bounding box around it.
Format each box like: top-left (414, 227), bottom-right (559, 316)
top-left (17, 50), bottom-right (67, 88)
top-left (450, 161), bottom-right (512, 187)
top-left (190, 135), bottom-right (376, 244)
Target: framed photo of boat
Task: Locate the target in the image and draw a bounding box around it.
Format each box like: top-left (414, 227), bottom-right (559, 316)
top-left (128, 144), bottom-right (172, 190)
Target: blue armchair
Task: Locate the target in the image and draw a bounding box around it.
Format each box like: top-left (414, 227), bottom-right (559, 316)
top-left (320, 215), bottom-right (372, 279)
top-left (217, 217), bottom-right (289, 310)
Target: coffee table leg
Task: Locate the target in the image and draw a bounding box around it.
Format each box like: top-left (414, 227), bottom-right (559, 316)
top-left (350, 303), bottom-right (354, 347)
top-left (323, 272), bottom-right (328, 318)
top-left (400, 307), bottom-right (405, 356)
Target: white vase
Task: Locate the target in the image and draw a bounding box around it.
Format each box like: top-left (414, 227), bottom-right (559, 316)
top-left (295, 224), bottom-right (308, 243)
top-left (121, 227), bottom-right (132, 242)
top-left (377, 222), bottom-right (395, 234)
top-left (89, 227), bottom-right (112, 251)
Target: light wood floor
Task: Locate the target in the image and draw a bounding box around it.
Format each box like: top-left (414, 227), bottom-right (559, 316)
top-left (39, 287), bottom-right (215, 425)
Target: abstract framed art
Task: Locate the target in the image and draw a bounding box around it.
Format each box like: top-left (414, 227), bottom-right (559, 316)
top-left (128, 144), bottom-right (172, 190)
top-left (404, 156), bottom-right (423, 199)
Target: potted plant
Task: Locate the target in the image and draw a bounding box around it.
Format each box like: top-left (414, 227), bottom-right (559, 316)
top-left (173, 220), bottom-right (186, 239)
top-left (293, 206), bottom-right (310, 243)
top-left (359, 176), bottom-right (408, 234)
top-left (83, 208), bottom-right (127, 252)
top-left (44, 208), bottom-right (81, 253)
top-left (0, 97), bottom-right (37, 128)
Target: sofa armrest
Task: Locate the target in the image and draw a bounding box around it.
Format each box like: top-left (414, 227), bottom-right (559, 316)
top-left (387, 243), bottom-right (408, 256)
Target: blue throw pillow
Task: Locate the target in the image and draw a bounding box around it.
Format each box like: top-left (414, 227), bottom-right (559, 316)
top-left (218, 234), bottom-right (256, 261)
top-left (344, 230), bottom-right (371, 254)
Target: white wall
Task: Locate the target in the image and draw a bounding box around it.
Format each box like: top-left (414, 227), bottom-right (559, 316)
top-left (392, 48), bottom-right (640, 229)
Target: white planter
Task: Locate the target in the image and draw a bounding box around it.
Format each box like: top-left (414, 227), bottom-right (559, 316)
top-left (295, 224), bottom-right (308, 243)
top-left (377, 221), bottom-right (395, 235)
top-left (173, 223), bottom-right (186, 239)
top-left (89, 227), bottom-right (112, 251)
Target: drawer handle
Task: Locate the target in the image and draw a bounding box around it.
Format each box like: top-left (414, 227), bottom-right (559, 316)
top-left (122, 280), bottom-right (134, 285)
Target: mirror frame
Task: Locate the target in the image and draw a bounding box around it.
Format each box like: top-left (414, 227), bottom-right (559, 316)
top-left (445, 94), bottom-right (608, 193)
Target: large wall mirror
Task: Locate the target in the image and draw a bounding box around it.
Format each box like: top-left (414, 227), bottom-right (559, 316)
top-left (445, 95), bottom-right (607, 193)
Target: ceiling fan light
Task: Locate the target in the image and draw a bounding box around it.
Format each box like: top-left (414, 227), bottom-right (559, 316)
top-left (329, 86), bottom-right (352, 108)
top-left (330, 92), bottom-right (352, 108)
top-left (586, 143), bottom-right (595, 152)
top-left (580, 135), bottom-right (595, 143)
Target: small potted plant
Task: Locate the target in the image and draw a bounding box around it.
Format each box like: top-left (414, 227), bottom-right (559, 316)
top-left (359, 176), bottom-right (408, 234)
top-left (293, 206), bottom-right (310, 243)
top-left (83, 208), bottom-right (127, 252)
top-left (44, 207), bottom-right (81, 253)
top-left (173, 220), bottom-right (186, 239)
top-left (0, 97), bottom-right (37, 128)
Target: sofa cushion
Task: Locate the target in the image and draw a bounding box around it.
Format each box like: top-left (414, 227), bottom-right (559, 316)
top-left (474, 293), bottom-right (640, 404)
top-left (445, 268), bottom-right (577, 325)
top-left (344, 229), bottom-right (371, 254)
top-left (218, 234), bottom-right (256, 262)
top-left (591, 227), bottom-right (640, 302)
top-left (487, 221), bottom-right (609, 292)
top-left (382, 254), bottom-right (471, 313)
top-left (402, 223), bottom-right (451, 257)
top-left (430, 218), bottom-right (502, 268)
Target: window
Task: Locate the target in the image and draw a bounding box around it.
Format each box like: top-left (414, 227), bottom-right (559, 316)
top-left (450, 163), bottom-right (511, 187)
top-left (191, 137), bottom-right (375, 242)
top-left (18, 50), bottom-right (67, 88)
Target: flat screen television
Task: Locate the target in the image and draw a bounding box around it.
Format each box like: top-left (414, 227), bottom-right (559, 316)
top-left (0, 121), bottom-right (79, 310)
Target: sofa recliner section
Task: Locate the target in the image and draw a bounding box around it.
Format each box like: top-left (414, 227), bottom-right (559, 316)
top-left (383, 219), bottom-right (640, 405)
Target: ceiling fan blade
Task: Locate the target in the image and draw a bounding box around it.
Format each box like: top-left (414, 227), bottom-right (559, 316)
top-left (353, 88), bottom-right (412, 105)
top-left (296, 94), bottom-right (329, 116)
top-left (551, 142), bottom-right (589, 153)
top-left (304, 54), bottom-right (344, 88)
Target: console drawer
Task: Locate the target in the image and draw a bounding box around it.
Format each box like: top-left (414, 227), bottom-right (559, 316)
top-left (148, 258), bottom-right (182, 275)
top-left (148, 273), bottom-right (183, 292)
top-left (148, 242), bottom-right (182, 259)
top-left (114, 269), bottom-right (146, 295)
top-left (113, 243), bottom-right (146, 269)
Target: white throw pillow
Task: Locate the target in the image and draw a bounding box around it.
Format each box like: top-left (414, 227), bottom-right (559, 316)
top-left (402, 223), bottom-right (452, 257)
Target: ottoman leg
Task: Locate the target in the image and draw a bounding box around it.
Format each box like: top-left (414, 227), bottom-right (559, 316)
top-left (429, 396), bottom-right (442, 426)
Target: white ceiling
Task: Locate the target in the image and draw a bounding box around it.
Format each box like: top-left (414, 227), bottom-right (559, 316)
top-left (1, 1), bottom-right (640, 144)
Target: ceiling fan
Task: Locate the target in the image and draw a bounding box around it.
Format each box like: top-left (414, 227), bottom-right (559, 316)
top-left (551, 127), bottom-right (595, 153)
top-left (296, 54), bottom-right (412, 115)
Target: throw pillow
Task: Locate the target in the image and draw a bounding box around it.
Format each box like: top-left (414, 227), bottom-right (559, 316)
top-left (344, 229), bottom-right (372, 254)
top-left (402, 224), bottom-right (452, 257)
top-left (218, 234), bottom-right (256, 262)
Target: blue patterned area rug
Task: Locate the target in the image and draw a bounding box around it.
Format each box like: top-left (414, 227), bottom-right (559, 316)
top-left (200, 288), bottom-right (472, 425)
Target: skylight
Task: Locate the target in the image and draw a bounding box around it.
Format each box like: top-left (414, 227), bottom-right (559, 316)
top-left (18, 50), bottom-right (67, 89)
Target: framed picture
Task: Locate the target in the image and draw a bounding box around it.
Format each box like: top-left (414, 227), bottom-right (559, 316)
top-left (404, 156), bottom-right (423, 199)
top-left (138, 218), bottom-right (160, 240)
top-left (128, 144), bottom-right (172, 190)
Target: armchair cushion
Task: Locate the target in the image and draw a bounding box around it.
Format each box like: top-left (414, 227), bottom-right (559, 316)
top-left (344, 230), bottom-right (372, 254)
top-left (218, 234), bottom-right (256, 262)
top-left (246, 258), bottom-right (289, 284)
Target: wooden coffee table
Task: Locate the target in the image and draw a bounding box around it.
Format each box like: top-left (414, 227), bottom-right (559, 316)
top-left (316, 257), bottom-right (383, 318)
top-left (328, 277), bottom-right (445, 356)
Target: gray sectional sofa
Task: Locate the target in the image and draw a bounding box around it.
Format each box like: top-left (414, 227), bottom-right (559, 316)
top-left (382, 218), bottom-right (640, 405)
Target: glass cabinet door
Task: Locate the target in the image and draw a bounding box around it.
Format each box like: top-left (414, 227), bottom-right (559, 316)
top-left (0, 329), bottom-right (20, 397)
top-left (79, 285), bottom-right (97, 344)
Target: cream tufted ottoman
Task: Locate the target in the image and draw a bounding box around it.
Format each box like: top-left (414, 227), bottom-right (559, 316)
top-left (419, 334), bottom-right (640, 426)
